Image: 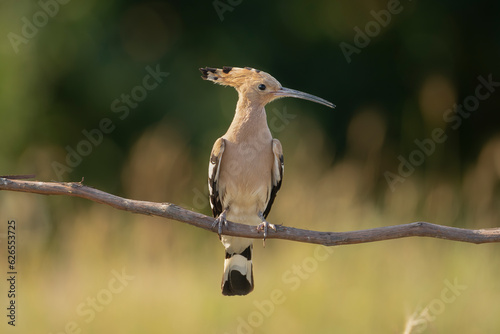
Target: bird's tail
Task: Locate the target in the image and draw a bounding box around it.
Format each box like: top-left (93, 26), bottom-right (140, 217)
top-left (222, 244), bottom-right (254, 296)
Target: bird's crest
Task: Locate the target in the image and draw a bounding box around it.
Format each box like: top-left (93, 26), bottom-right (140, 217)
top-left (200, 66), bottom-right (278, 90)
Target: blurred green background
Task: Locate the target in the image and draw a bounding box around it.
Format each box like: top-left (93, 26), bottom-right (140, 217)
top-left (1, 0), bottom-right (500, 333)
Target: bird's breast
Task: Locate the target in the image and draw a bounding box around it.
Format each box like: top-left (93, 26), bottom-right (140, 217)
top-left (218, 137), bottom-right (274, 220)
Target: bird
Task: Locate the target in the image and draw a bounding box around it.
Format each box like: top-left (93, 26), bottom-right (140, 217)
top-left (200, 66), bottom-right (335, 296)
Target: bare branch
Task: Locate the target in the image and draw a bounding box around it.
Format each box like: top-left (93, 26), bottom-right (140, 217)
top-left (1, 177), bottom-right (499, 245)
top-left (0, 174), bottom-right (36, 180)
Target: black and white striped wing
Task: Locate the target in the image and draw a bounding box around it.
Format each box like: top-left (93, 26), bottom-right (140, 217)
top-left (263, 139), bottom-right (284, 218)
top-left (208, 138), bottom-right (225, 218)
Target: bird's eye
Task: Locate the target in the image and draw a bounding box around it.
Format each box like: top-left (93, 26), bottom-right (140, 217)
top-left (258, 84), bottom-right (266, 91)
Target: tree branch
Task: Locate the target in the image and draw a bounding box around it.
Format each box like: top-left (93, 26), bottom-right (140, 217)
top-left (1, 177), bottom-right (499, 245)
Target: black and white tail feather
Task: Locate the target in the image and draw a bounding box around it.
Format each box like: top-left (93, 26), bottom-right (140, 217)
top-left (222, 245), bottom-right (254, 295)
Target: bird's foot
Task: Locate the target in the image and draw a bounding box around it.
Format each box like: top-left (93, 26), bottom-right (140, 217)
top-left (256, 214), bottom-right (276, 247)
top-left (213, 210), bottom-right (228, 240)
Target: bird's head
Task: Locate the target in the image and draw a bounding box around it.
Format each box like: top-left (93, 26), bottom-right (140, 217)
top-left (200, 66), bottom-right (335, 109)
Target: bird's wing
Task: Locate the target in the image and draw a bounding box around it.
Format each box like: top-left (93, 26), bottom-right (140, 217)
top-left (208, 138), bottom-right (225, 218)
top-left (263, 139), bottom-right (284, 218)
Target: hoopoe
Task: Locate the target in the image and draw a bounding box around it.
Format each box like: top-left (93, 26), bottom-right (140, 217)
top-left (200, 66), bottom-right (334, 296)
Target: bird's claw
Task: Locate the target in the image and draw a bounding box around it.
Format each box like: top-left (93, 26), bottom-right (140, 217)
top-left (256, 219), bottom-right (276, 247)
top-left (213, 211), bottom-right (227, 240)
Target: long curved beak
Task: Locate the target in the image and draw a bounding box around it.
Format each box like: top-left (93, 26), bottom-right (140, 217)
top-left (273, 87), bottom-right (336, 108)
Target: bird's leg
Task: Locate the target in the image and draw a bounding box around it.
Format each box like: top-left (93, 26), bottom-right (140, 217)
top-left (213, 209), bottom-right (229, 240)
top-left (256, 212), bottom-right (276, 247)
